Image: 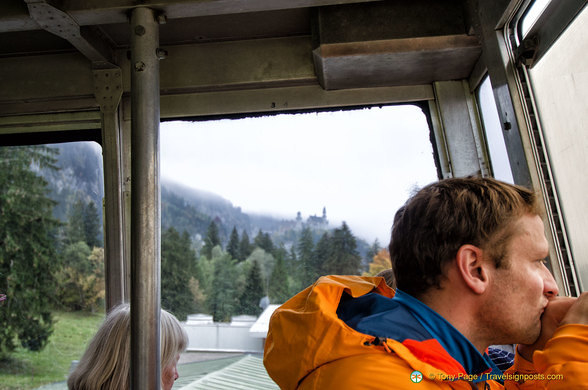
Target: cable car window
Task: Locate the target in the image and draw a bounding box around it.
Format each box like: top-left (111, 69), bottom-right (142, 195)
top-left (159, 105), bottom-right (438, 329)
top-left (476, 76), bottom-right (514, 184)
top-left (517, 5), bottom-right (588, 291)
top-left (0, 141), bottom-right (105, 388)
top-left (520, 0), bottom-right (552, 39)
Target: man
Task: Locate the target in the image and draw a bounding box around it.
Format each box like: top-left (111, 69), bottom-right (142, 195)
top-left (264, 177), bottom-right (588, 389)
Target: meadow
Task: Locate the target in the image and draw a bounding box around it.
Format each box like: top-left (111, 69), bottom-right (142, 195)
top-left (0, 311), bottom-right (103, 390)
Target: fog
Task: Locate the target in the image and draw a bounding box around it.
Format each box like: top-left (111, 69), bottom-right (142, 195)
top-left (161, 105), bottom-right (438, 245)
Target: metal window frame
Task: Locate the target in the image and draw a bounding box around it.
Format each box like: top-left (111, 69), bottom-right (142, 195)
top-left (516, 0), bottom-right (588, 68)
top-left (504, 0), bottom-right (587, 296)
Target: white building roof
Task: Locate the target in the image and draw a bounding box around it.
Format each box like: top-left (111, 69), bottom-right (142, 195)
top-left (249, 304), bottom-right (280, 338)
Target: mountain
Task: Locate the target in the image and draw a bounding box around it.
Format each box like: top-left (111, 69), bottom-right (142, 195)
top-left (161, 179), bottom-right (252, 244)
top-left (44, 142), bottom-right (105, 227)
top-left (161, 180), bottom-right (372, 263)
top-left (40, 142), bottom-right (371, 260)
top-left (161, 179), bottom-right (318, 249)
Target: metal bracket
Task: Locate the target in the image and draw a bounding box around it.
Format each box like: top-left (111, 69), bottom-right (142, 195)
top-left (516, 35), bottom-right (539, 67)
top-left (25, 0), bottom-right (116, 68)
top-left (93, 68), bottom-right (123, 113)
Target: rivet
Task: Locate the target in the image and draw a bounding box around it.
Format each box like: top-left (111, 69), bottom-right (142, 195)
top-left (134, 25), bottom-right (146, 36)
top-left (156, 48), bottom-right (168, 60)
top-left (134, 61), bottom-right (146, 72)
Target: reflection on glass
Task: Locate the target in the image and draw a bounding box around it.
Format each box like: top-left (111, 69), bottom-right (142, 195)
top-left (520, 0), bottom-right (551, 38)
top-left (476, 77), bottom-right (514, 184)
top-left (527, 6), bottom-right (588, 290)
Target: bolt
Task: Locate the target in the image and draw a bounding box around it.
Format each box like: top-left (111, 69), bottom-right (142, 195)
top-left (134, 25), bottom-right (146, 36)
top-left (134, 61), bottom-right (146, 72)
top-left (156, 48), bottom-right (168, 60)
top-left (157, 14), bottom-right (168, 25)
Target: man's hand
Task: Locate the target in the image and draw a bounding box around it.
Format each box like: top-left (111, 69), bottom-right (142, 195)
top-left (561, 292), bottom-right (588, 325)
top-left (517, 296), bottom-right (576, 361)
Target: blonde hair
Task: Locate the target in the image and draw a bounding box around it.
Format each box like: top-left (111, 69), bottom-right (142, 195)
top-left (68, 304), bottom-right (188, 390)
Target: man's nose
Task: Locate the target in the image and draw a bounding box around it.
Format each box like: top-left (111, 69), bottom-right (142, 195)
top-left (543, 267), bottom-right (559, 298)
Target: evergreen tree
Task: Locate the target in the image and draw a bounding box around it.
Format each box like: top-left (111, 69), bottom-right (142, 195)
top-left (65, 199), bottom-right (102, 248)
top-left (201, 220), bottom-right (221, 259)
top-left (287, 245), bottom-right (297, 273)
top-left (268, 254), bottom-right (289, 304)
top-left (65, 199), bottom-right (86, 245)
top-left (324, 222), bottom-right (361, 275)
top-left (161, 227), bottom-right (197, 321)
top-left (264, 232), bottom-right (275, 254)
top-left (83, 201), bottom-right (102, 247)
top-left (254, 229), bottom-right (264, 248)
top-left (208, 251), bottom-right (238, 322)
top-left (238, 230), bottom-right (252, 261)
top-left (312, 232), bottom-right (332, 280)
top-left (254, 229), bottom-right (275, 254)
top-left (273, 244), bottom-right (288, 270)
top-left (285, 245), bottom-right (300, 294)
top-left (365, 239), bottom-right (382, 267)
top-left (297, 227), bottom-right (315, 288)
top-left (227, 226), bottom-right (240, 261)
top-left (0, 146), bottom-right (59, 357)
top-left (238, 260), bottom-right (264, 316)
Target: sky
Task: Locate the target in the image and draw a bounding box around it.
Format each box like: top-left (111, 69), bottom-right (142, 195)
top-left (160, 105), bottom-right (439, 245)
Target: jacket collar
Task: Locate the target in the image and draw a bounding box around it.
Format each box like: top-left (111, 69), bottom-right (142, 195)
top-left (393, 289), bottom-right (502, 380)
top-left (337, 288), bottom-right (502, 380)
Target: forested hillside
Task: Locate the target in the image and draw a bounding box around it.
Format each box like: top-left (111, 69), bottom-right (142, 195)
top-left (41, 142), bottom-right (374, 256)
top-left (36, 142), bottom-right (379, 321)
top-left (0, 140), bottom-right (387, 364)
top-left (44, 142), bottom-right (104, 227)
top-left (161, 179), bottom-right (251, 246)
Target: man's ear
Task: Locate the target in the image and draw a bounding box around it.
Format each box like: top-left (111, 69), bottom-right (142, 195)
top-left (455, 244), bottom-right (490, 295)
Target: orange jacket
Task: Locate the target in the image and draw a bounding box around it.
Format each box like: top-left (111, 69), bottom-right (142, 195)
top-left (263, 275), bottom-right (588, 389)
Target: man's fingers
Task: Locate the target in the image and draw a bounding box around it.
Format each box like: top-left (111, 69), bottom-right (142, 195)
top-left (517, 296), bottom-right (576, 361)
top-left (561, 292), bottom-right (588, 325)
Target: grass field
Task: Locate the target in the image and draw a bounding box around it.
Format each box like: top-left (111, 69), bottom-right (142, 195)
top-left (0, 311), bottom-right (104, 390)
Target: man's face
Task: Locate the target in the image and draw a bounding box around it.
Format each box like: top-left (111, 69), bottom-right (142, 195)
top-left (483, 214), bottom-right (558, 345)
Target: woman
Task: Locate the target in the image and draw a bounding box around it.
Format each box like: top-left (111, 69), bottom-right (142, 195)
top-left (68, 304), bottom-right (188, 390)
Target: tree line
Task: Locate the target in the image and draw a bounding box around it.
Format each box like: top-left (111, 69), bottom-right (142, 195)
top-left (161, 219), bottom-right (365, 322)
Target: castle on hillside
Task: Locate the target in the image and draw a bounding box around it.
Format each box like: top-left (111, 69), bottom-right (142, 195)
top-left (295, 207), bottom-right (329, 230)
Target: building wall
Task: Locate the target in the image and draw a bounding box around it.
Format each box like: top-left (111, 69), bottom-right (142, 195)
top-left (184, 315), bottom-right (265, 353)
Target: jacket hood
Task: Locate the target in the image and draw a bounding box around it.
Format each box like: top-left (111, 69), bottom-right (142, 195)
top-left (263, 275), bottom-right (394, 390)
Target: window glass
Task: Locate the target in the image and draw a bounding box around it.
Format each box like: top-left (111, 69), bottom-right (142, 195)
top-left (160, 105), bottom-right (438, 371)
top-left (476, 77), bottom-right (514, 184)
top-left (520, 0), bottom-right (551, 38)
top-left (161, 105), bottom-right (437, 256)
top-left (527, 5), bottom-right (588, 290)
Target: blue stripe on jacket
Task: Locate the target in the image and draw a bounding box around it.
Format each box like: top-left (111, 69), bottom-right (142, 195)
top-left (337, 289), bottom-right (503, 382)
